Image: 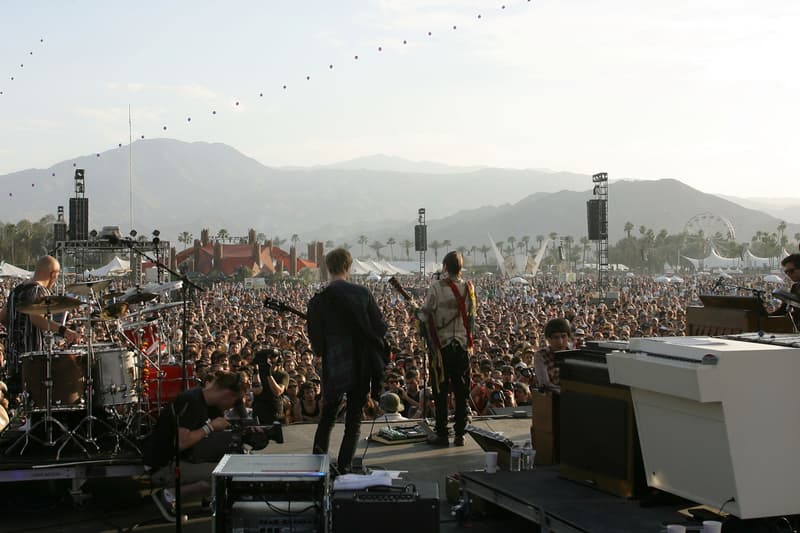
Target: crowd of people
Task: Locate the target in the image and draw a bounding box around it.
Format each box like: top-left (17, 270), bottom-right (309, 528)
top-left (0, 261), bottom-right (791, 426)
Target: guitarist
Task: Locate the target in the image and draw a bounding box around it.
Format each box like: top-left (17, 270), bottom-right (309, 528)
top-left (307, 248), bottom-right (388, 474)
top-left (418, 251), bottom-right (476, 447)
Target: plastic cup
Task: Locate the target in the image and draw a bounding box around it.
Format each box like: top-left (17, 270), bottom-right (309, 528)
top-left (485, 451), bottom-right (498, 473)
top-left (666, 526), bottom-right (686, 533)
top-left (703, 521), bottom-right (722, 533)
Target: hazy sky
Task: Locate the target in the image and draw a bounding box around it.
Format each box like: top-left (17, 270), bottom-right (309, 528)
top-left (1, 1), bottom-right (797, 197)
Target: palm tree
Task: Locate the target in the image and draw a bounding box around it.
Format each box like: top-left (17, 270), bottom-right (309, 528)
top-left (506, 236), bottom-right (516, 255)
top-left (442, 239), bottom-right (452, 253)
top-left (778, 221), bottom-right (787, 245)
top-left (386, 237), bottom-right (397, 260)
top-left (521, 235), bottom-right (531, 256)
top-left (217, 228), bottom-right (229, 242)
top-left (402, 239), bottom-right (414, 260)
top-left (579, 236), bottom-right (590, 266)
top-left (548, 232), bottom-right (558, 262)
top-left (272, 235), bottom-right (286, 248)
top-left (457, 245), bottom-right (467, 263)
top-left (479, 244), bottom-right (491, 265)
top-left (369, 240), bottom-right (385, 259)
top-left (178, 231), bottom-right (193, 250)
top-left (325, 240), bottom-right (334, 250)
top-left (290, 234), bottom-right (300, 249)
top-left (536, 234), bottom-right (544, 250)
top-left (430, 240), bottom-right (442, 262)
top-left (624, 221), bottom-right (634, 240)
top-left (470, 245), bottom-right (477, 264)
top-left (358, 235), bottom-right (368, 257)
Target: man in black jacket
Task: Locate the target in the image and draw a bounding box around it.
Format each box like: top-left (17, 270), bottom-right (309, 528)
top-left (307, 248), bottom-right (387, 473)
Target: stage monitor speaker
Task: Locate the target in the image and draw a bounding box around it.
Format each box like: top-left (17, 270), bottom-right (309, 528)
top-left (414, 224), bottom-right (427, 252)
top-left (68, 197), bottom-right (89, 241)
top-left (333, 481), bottom-right (439, 533)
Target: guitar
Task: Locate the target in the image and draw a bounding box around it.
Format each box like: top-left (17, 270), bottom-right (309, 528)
top-left (263, 297), bottom-right (307, 320)
top-left (388, 277), bottom-right (414, 304)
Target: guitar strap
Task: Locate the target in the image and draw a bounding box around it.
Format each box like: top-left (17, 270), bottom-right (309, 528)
top-left (446, 279), bottom-right (474, 349)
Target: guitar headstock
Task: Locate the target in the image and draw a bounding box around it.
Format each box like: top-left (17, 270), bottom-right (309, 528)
top-left (388, 276), bottom-right (413, 301)
top-left (263, 297), bottom-right (288, 314)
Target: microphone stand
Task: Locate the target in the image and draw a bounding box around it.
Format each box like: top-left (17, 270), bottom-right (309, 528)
top-left (113, 238), bottom-right (204, 527)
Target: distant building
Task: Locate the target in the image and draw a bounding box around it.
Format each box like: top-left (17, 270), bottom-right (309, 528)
top-left (174, 240), bottom-right (317, 276)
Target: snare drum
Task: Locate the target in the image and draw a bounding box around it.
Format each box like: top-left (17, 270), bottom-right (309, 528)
top-left (21, 350), bottom-right (86, 410)
top-left (91, 344), bottom-right (138, 406)
top-left (144, 362), bottom-right (195, 408)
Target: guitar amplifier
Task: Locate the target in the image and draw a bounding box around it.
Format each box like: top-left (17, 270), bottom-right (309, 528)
top-left (332, 480), bottom-right (439, 533)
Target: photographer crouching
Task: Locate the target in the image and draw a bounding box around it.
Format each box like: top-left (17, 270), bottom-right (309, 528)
top-left (143, 370), bottom-right (247, 522)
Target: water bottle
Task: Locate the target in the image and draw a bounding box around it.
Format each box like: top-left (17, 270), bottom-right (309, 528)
top-left (510, 444), bottom-right (522, 472)
top-left (521, 440), bottom-right (534, 470)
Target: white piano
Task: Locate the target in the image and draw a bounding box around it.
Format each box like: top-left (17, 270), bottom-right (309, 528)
top-left (607, 336), bottom-right (800, 519)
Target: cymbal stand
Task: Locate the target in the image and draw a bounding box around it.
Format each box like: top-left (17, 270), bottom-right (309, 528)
top-left (67, 314), bottom-right (103, 454)
top-left (6, 314), bottom-right (88, 459)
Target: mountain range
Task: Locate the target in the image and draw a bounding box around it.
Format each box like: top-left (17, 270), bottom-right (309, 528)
top-left (0, 139), bottom-right (796, 251)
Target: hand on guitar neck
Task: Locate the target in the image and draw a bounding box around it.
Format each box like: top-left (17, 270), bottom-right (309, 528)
top-left (263, 297), bottom-right (308, 320)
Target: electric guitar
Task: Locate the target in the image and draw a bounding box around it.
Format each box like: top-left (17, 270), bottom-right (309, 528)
top-left (263, 297), bottom-right (307, 320)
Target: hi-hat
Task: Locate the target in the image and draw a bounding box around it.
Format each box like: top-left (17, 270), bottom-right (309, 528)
top-left (123, 292), bottom-right (157, 305)
top-left (18, 295), bottom-right (84, 315)
top-left (65, 279), bottom-right (111, 296)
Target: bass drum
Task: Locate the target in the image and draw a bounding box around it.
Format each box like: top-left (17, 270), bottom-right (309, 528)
top-left (144, 362), bottom-right (195, 410)
top-left (21, 350), bottom-right (86, 411)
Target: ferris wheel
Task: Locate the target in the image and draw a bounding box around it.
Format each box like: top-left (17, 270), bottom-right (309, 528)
top-left (684, 212), bottom-right (736, 241)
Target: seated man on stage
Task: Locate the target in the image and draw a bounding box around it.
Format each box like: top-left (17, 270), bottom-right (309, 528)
top-left (143, 370), bottom-right (247, 522)
top-left (774, 253), bottom-right (800, 323)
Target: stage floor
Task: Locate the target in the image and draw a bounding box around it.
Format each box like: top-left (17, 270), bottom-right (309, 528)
top-left (0, 417), bottom-right (694, 532)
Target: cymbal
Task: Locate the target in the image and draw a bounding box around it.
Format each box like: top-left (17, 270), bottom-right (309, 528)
top-left (123, 292), bottom-right (157, 305)
top-left (128, 301), bottom-right (185, 318)
top-left (65, 279), bottom-right (111, 296)
top-left (98, 302), bottom-right (130, 321)
top-left (18, 295), bottom-right (84, 315)
top-left (103, 291), bottom-right (126, 300)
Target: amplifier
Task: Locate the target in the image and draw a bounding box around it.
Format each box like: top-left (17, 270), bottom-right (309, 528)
top-left (332, 480), bottom-right (439, 533)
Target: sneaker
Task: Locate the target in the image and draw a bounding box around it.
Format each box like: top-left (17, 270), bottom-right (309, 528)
top-left (152, 489), bottom-right (176, 522)
top-left (453, 435), bottom-right (465, 447)
top-left (427, 435), bottom-right (449, 447)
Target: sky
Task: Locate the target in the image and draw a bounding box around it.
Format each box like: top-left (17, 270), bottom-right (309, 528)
top-left (0, 0), bottom-right (798, 198)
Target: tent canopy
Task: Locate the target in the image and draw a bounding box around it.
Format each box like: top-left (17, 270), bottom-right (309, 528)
top-left (84, 256), bottom-right (131, 277)
top-left (0, 261), bottom-right (32, 278)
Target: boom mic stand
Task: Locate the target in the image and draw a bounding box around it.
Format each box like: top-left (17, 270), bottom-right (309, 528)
top-left (110, 237), bottom-right (204, 525)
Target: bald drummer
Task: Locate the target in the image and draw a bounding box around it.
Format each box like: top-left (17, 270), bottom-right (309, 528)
top-left (0, 256), bottom-right (80, 393)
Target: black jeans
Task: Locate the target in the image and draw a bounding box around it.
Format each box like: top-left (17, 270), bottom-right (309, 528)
top-left (312, 388), bottom-right (367, 472)
top-left (433, 343), bottom-right (470, 439)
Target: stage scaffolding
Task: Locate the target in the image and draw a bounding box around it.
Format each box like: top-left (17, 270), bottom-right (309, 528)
top-left (53, 239), bottom-right (172, 290)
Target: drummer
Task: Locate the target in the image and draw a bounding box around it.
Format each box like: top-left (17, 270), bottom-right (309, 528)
top-left (0, 256), bottom-right (80, 393)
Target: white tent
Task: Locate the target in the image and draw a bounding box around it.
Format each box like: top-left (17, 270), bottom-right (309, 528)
top-left (764, 274), bottom-right (783, 283)
top-left (509, 276), bottom-right (530, 285)
top-left (84, 256), bottom-right (130, 277)
top-left (683, 248), bottom-right (740, 270)
top-left (0, 261), bottom-right (32, 278)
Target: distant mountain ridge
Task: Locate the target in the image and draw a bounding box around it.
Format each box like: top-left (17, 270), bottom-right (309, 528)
top-left (0, 139), bottom-right (795, 250)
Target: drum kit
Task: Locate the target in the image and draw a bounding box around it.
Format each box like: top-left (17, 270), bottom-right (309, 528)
top-left (2, 280), bottom-right (195, 459)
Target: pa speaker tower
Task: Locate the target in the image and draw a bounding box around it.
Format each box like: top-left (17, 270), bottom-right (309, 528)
top-left (586, 199), bottom-right (606, 241)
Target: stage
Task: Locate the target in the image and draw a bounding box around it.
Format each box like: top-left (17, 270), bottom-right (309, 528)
top-left (0, 417), bottom-right (704, 532)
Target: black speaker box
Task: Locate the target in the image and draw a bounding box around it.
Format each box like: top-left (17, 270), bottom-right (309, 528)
top-left (333, 480), bottom-right (439, 533)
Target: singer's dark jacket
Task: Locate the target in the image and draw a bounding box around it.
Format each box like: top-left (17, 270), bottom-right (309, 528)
top-left (307, 280), bottom-right (388, 403)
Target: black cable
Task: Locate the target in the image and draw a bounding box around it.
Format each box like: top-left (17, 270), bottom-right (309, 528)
top-left (718, 496), bottom-right (735, 516)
